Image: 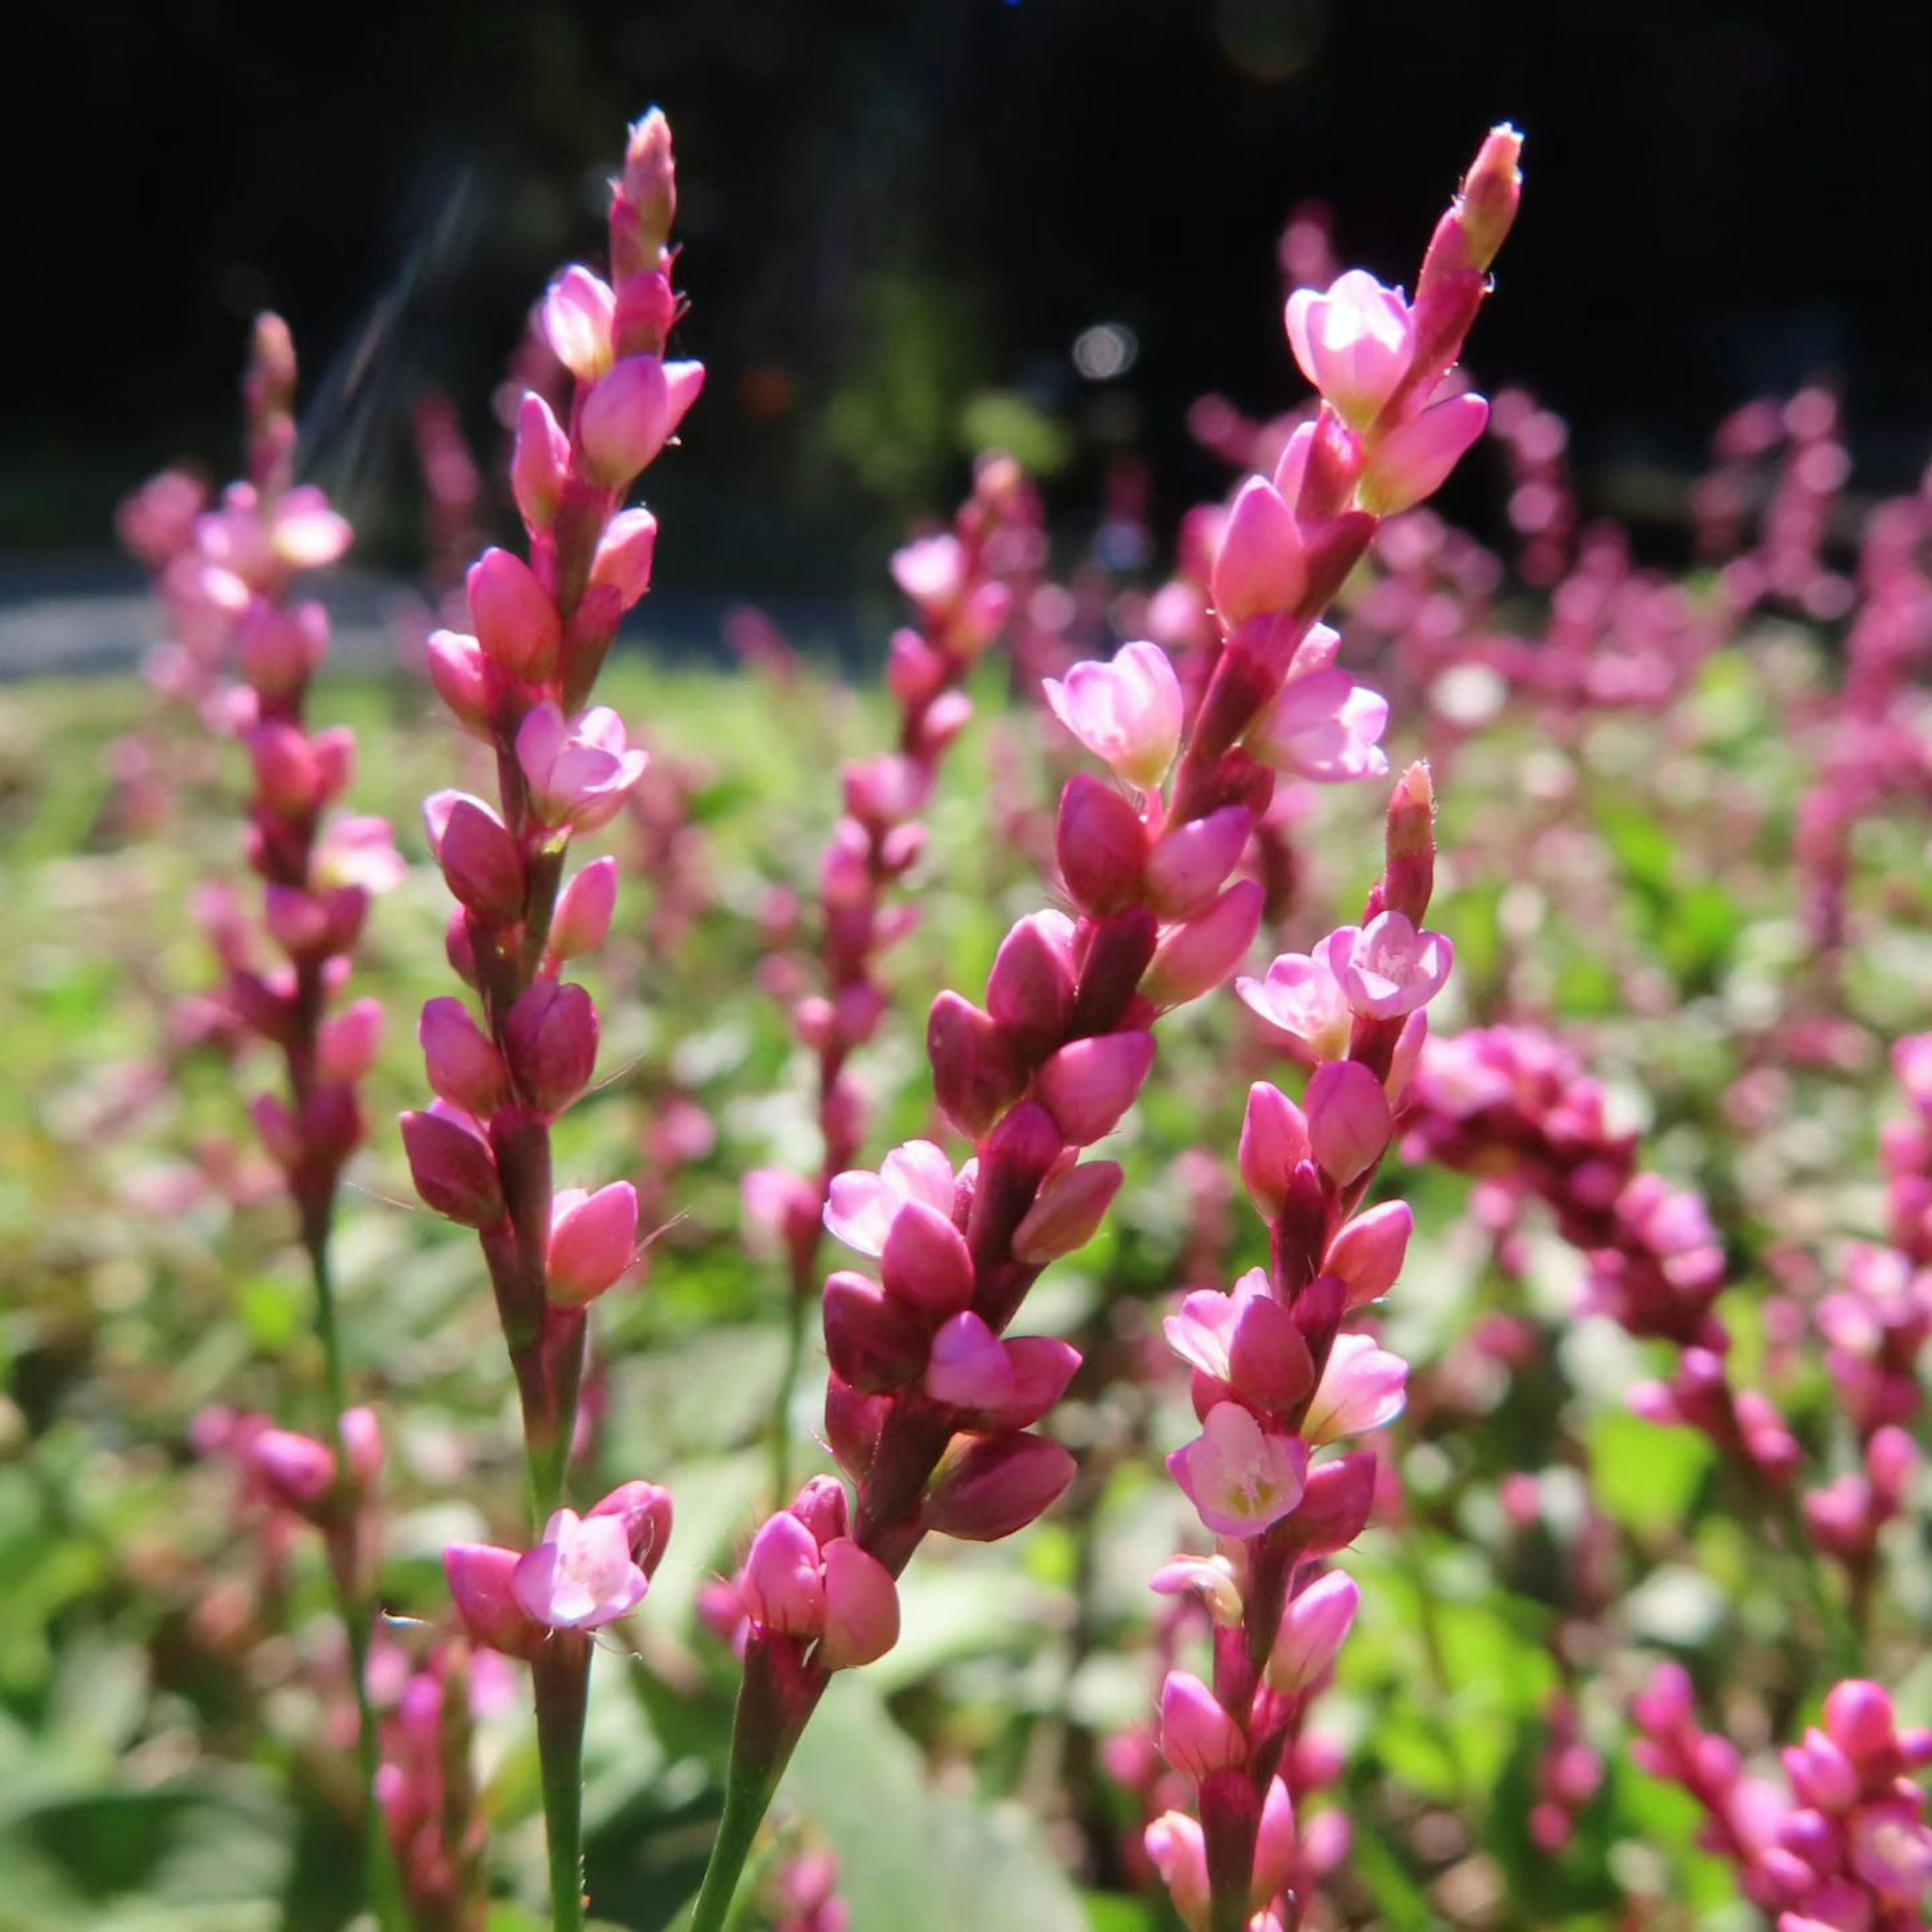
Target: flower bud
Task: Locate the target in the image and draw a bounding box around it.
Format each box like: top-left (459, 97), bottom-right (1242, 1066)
top-left (880, 1198), bottom-right (976, 1316)
top-left (1143, 880), bottom-right (1264, 1008)
top-left (425, 629), bottom-right (493, 735)
top-left (502, 980), bottom-right (599, 1116)
top-left (924, 1431), bottom-right (1075, 1541)
top-left (511, 391), bottom-right (572, 532)
top-left (1360, 394), bottom-right (1490, 516)
top-left (419, 997), bottom-right (510, 1116)
top-left (1012, 1159), bottom-right (1123, 1263)
top-left (1239, 1081), bottom-right (1312, 1219)
top-left (1056, 774), bottom-right (1148, 915)
top-left (823, 1272), bottom-right (931, 1391)
top-left (818, 1538), bottom-right (902, 1668)
top-left (590, 508), bottom-right (660, 610)
top-left (1325, 1200), bottom-right (1413, 1306)
top-left (1307, 1060), bottom-right (1393, 1185)
top-left (317, 997), bottom-right (384, 1084)
top-left (467, 547), bottom-right (561, 682)
top-left (445, 1544), bottom-right (545, 1661)
top-left (1159, 1670), bottom-right (1246, 1781)
top-left (1291, 1452), bottom-right (1378, 1556)
top-left (540, 267), bottom-right (617, 382)
top-left (927, 993), bottom-right (1027, 1138)
top-left (1212, 476), bottom-right (1307, 626)
top-left (551, 857), bottom-right (619, 959)
top-left (400, 1108), bottom-right (506, 1227)
top-left (741, 1510), bottom-right (826, 1635)
top-left (986, 912), bottom-right (1077, 1054)
top-left (1036, 1031), bottom-right (1156, 1144)
top-left (580, 356), bottom-right (705, 488)
top-left (1146, 806), bottom-right (1252, 920)
top-left (547, 1182), bottom-right (639, 1306)
top-left (431, 795), bottom-right (525, 923)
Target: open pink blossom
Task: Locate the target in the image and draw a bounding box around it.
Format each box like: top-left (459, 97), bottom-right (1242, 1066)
top-left (1042, 640), bottom-right (1183, 790)
top-left (824, 1140), bottom-right (961, 1256)
top-left (1285, 270), bottom-right (1416, 430)
top-left (511, 1507), bottom-right (650, 1630)
top-left (1168, 1401), bottom-right (1309, 1538)
top-left (1163, 1267), bottom-right (1272, 1381)
top-left (1301, 1331), bottom-right (1408, 1445)
top-left (1259, 668), bottom-right (1390, 783)
top-left (516, 703), bottom-right (649, 833)
top-left (1324, 913), bottom-right (1454, 1019)
top-left (1236, 950), bottom-right (1352, 1059)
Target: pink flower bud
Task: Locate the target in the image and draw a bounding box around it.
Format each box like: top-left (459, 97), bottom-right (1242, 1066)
top-left (249, 1427), bottom-right (337, 1512)
top-left (502, 980), bottom-right (598, 1116)
top-left (880, 1199), bottom-right (976, 1316)
top-left (1239, 1082), bottom-right (1312, 1219)
top-left (590, 508), bottom-right (660, 610)
top-left (818, 1539), bottom-right (901, 1669)
top-left (250, 721), bottom-right (320, 814)
top-left (317, 997), bottom-right (384, 1083)
top-left (928, 993), bottom-right (1027, 1138)
top-left (1228, 1293), bottom-right (1318, 1414)
top-left (1291, 1452), bottom-right (1378, 1556)
top-left (1325, 1201), bottom-right (1413, 1307)
top-left (1169, 1402), bottom-right (1308, 1538)
top-left (1036, 1031), bottom-right (1156, 1144)
top-left (1144, 1813), bottom-right (1210, 1928)
top-left (1324, 913), bottom-right (1454, 1018)
top-left (1285, 271), bottom-right (1416, 430)
top-left (400, 1107), bottom-right (506, 1227)
top-left (517, 703), bottom-right (649, 833)
top-left (467, 547), bottom-right (561, 682)
top-left (238, 600), bottom-right (327, 696)
top-left (924, 1431), bottom-right (1076, 1541)
top-left (1146, 806), bottom-right (1253, 920)
top-left (1254, 1778), bottom-right (1298, 1907)
top-left (444, 1543), bottom-right (545, 1661)
top-left (419, 997), bottom-right (509, 1116)
top-left (589, 1479), bottom-right (675, 1579)
top-left (823, 1272), bottom-right (931, 1391)
top-left (1013, 1159), bottom-right (1123, 1263)
top-left (268, 487), bottom-right (354, 571)
top-left (986, 912), bottom-right (1077, 1053)
top-left (1360, 394), bottom-right (1490, 516)
top-left (429, 794), bottom-right (525, 922)
top-left (1823, 1681), bottom-right (1898, 1765)
top-left (1056, 774), bottom-right (1149, 916)
top-left (741, 1510), bottom-right (826, 1635)
top-left (251, 1091), bottom-right (303, 1166)
top-left (1042, 639), bottom-right (1183, 790)
top-left (540, 266), bottom-right (617, 382)
top-left (580, 355), bottom-right (705, 487)
top-left (338, 1406), bottom-right (383, 1488)
top-left (1268, 1569), bottom-right (1361, 1692)
top-left (547, 1182), bottom-right (639, 1306)
top-left (1236, 950), bottom-right (1352, 1059)
top-left (512, 1507), bottom-right (649, 1630)
top-left (551, 857), bottom-right (619, 959)
top-left (890, 533), bottom-right (965, 616)
top-left (1159, 1670), bottom-right (1246, 1781)
top-left (1212, 477), bottom-right (1307, 627)
top-left (1150, 1551), bottom-right (1246, 1627)
top-left (309, 727), bottom-right (356, 807)
top-left (511, 391), bottom-right (572, 532)
top-left (1259, 668), bottom-right (1390, 783)
top-left (425, 629), bottom-right (493, 734)
top-left (1144, 880), bottom-right (1264, 1008)
top-left (1307, 1060), bottom-right (1392, 1184)
top-left (825, 1142), bottom-right (959, 1255)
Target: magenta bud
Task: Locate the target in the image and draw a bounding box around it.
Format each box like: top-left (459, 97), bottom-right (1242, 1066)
top-left (250, 721), bottom-right (319, 814)
top-left (1056, 774), bottom-right (1148, 915)
top-left (887, 629), bottom-right (944, 704)
top-left (551, 857), bottom-right (619, 959)
top-left (1143, 880), bottom-right (1264, 1008)
top-left (590, 508), bottom-right (660, 611)
top-left (924, 1431), bottom-right (1075, 1541)
top-left (540, 267), bottom-right (617, 381)
top-left (789, 1475), bottom-right (851, 1549)
top-left (1212, 476), bottom-right (1308, 626)
top-left (1325, 1200), bottom-right (1413, 1306)
top-left (467, 547), bottom-right (561, 681)
top-left (1823, 1681), bottom-right (1897, 1764)
top-left (239, 600), bottom-right (327, 696)
top-left (1360, 394), bottom-right (1490, 516)
top-left (265, 884), bottom-right (331, 958)
top-left (1239, 1081), bottom-right (1312, 1219)
top-left (823, 1272), bottom-right (931, 1391)
top-left (580, 355), bottom-right (705, 488)
top-left (1228, 1294), bottom-right (1318, 1414)
top-left (1307, 1060), bottom-right (1393, 1184)
top-left (1146, 806), bottom-right (1252, 920)
top-left (1291, 1452), bottom-right (1378, 1556)
top-left (1267, 1570), bottom-right (1361, 1692)
top-left (927, 993), bottom-right (1027, 1138)
top-left (1012, 1159), bottom-right (1123, 1263)
top-left (511, 391), bottom-right (572, 532)
top-left (741, 1510), bottom-right (826, 1635)
top-left (400, 1108), bottom-right (506, 1227)
top-left (588, 1479), bottom-right (675, 1579)
top-left (986, 912), bottom-right (1077, 1053)
top-left (419, 997), bottom-right (510, 1117)
top-left (250, 1426), bottom-right (337, 1513)
top-left (251, 1092), bottom-right (304, 1167)
top-left (425, 629), bottom-right (493, 734)
top-left (825, 1376), bottom-right (891, 1479)
top-left (1036, 1030), bottom-right (1156, 1143)
top-left (310, 728), bottom-right (357, 807)
top-left (444, 1543), bottom-right (545, 1661)
top-left (819, 1538), bottom-right (901, 1669)
top-left (547, 1181), bottom-right (639, 1306)
top-left (880, 1198), bottom-right (976, 1316)
top-left (444, 909), bottom-right (479, 987)
top-left (434, 796), bottom-right (525, 923)
top-left (317, 997), bottom-right (384, 1084)
top-left (1159, 1669), bottom-right (1246, 1780)
top-left (339, 1406), bottom-right (383, 1488)
top-left (502, 980), bottom-right (599, 1116)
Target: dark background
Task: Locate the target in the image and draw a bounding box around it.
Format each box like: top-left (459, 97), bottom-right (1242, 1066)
top-left (9, 0), bottom-right (1930, 597)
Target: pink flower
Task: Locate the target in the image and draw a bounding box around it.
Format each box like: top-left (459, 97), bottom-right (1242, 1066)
top-left (1360, 393), bottom-right (1491, 516)
top-left (1324, 913), bottom-right (1454, 1019)
top-left (1169, 1401), bottom-right (1309, 1538)
top-left (1267, 1569), bottom-right (1361, 1691)
top-left (547, 1182), bottom-right (640, 1306)
top-left (1236, 950), bottom-right (1353, 1059)
top-left (1158, 1670), bottom-right (1246, 1780)
top-left (1212, 476), bottom-right (1307, 627)
top-left (516, 703), bottom-right (649, 833)
top-left (890, 533), bottom-right (966, 615)
top-left (1144, 1813), bottom-right (1210, 1929)
top-left (1301, 1331), bottom-right (1408, 1444)
top-left (1149, 1550), bottom-right (1246, 1626)
top-left (1042, 640), bottom-right (1184, 790)
top-left (540, 267), bottom-right (617, 382)
top-left (1285, 270), bottom-right (1416, 430)
top-left (579, 355), bottom-right (705, 487)
top-left (511, 1507), bottom-right (650, 1630)
top-left (824, 1141), bottom-right (961, 1255)
top-left (1259, 668), bottom-right (1390, 783)
top-left (314, 816), bottom-right (406, 896)
top-left (1306, 1060), bottom-right (1393, 1185)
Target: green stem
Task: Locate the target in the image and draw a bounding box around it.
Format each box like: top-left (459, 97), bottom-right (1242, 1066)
top-left (304, 1231), bottom-right (409, 1932)
top-left (769, 1275), bottom-right (811, 1503)
top-left (686, 1759), bottom-right (781, 1932)
top-left (533, 1639), bottom-right (593, 1932)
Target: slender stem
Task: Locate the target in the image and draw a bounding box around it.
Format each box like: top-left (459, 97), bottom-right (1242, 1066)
top-left (686, 1758), bottom-right (781, 1932)
top-left (534, 1639), bottom-right (593, 1932)
top-left (769, 1271), bottom-right (811, 1502)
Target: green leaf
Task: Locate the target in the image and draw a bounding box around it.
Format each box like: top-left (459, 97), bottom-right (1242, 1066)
top-left (1588, 1409), bottom-right (1714, 1535)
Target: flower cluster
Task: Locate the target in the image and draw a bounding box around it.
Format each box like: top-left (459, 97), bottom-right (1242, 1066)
top-left (376, 1644), bottom-right (491, 1932)
top-left (1633, 1668), bottom-right (1932, 1930)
